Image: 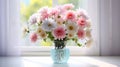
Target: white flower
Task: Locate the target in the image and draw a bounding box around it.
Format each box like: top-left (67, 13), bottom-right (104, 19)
top-left (28, 13), bottom-right (39, 24)
top-left (39, 31), bottom-right (47, 39)
top-left (41, 18), bottom-right (57, 32)
top-left (66, 21), bottom-right (78, 33)
top-left (67, 32), bottom-right (75, 38)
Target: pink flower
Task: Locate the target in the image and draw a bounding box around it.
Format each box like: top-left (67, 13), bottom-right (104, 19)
top-left (76, 9), bottom-right (89, 20)
top-left (30, 33), bottom-right (38, 43)
top-left (55, 6), bottom-right (66, 15)
top-left (52, 26), bottom-right (66, 40)
top-left (77, 29), bottom-right (85, 39)
top-left (38, 7), bottom-right (49, 20)
top-left (55, 15), bottom-right (65, 25)
top-left (49, 8), bottom-right (60, 17)
top-left (63, 4), bottom-right (74, 10)
top-left (77, 18), bottom-right (87, 28)
top-left (28, 13), bottom-right (38, 24)
top-left (65, 10), bottom-right (76, 22)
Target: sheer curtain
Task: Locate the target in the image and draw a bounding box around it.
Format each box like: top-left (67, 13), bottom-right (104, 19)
top-left (100, 0), bottom-right (120, 56)
top-left (0, 0), bottom-right (21, 56)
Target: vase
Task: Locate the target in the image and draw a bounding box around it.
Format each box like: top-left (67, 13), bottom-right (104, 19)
top-left (51, 48), bottom-right (70, 64)
top-left (50, 39), bottom-right (70, 64)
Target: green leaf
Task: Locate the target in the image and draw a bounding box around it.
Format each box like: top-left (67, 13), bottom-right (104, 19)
top-left (77, 43), bottom-right (82, 47)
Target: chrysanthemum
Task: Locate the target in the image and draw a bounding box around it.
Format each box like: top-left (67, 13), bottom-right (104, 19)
top-left (65, 10), bottom-right (76, 22)
top-left (76, 9), bottom-right (89, 20)
top-left (77, 17), bottom-right (87, 28)
top-left (41, 18), bottom-right (57, 32)
top-left (66, 21), bottom-right (78, 33)
top-left (30, 33), bottom-right (38, 42)
top-left (77, 29), bottom-right (85, 39)
top-left (52, 26), bottom-right (66, 40)
top-left (49, 8), bottom-right (60, 17)
top-left (38, 7), bottom-right (49, 20)
top-left (28, 13), bottom-right (38, 24)
top-left (63, 4), bottom-right (74, 10)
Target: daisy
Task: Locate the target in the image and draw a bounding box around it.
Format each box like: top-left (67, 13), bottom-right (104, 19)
top-left (39, 31), bottom-right (47, 39)
top-left (41, 18), bottom-right (57, 32)
top-left (66, 21), bottom-right (78, 33)
top-left (52, 26), bottom-right (66, 40)
top-left (36, 27), bottom-right (44, 34)
top-left (67, 32), bottom-right (75, 38)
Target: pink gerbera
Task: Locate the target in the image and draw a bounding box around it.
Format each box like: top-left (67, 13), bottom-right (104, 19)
top-left (77, 18), bottom-right (87, 28)
top-left (77, 29), bottom-right (85, 39)
top-left (65, 10), bottom-right (76, 22)
top-left (30, 33), bottom-right (38, 43)
top-left (52, 26), bottom-right (66, 40)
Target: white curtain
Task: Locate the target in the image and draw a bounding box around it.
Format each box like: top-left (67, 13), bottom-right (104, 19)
top-left (100, 0), bottom-right (120, 56)
top-left (0, 0), bottom-right (21, 56)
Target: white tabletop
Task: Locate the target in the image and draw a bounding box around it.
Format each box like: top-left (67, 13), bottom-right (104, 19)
top-left (0, 56), bottom-right (120, 67)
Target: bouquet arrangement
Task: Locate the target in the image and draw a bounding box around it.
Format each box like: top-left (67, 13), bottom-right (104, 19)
top-left (23, 4), bottom-right (93, 49)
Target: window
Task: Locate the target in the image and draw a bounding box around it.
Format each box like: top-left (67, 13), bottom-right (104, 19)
top-left (20, 0), bottom-right (99, 56)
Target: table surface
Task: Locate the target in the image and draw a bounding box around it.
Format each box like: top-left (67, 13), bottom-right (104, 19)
top-left (0, 56), bottom-right (120, 67)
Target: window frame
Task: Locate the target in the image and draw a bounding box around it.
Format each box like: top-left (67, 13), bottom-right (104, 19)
top-left (20, 0), bottom-right (100, 56)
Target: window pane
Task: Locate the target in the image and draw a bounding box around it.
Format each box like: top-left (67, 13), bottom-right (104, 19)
top-left (20, 0), bottom-right (52, 22)
top-left (58, 0), bottom-right (82, 9)
top-left (20, 0), bottom-right (52, 46)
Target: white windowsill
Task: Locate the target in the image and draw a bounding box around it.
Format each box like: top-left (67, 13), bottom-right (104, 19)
top-left (0, 56), bottom-right (120, 67)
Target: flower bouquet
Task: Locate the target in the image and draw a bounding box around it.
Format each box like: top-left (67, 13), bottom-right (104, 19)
top-left (24, 4), bottom-right (93, 63)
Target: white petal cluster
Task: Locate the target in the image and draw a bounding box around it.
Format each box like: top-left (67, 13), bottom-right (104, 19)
top-left (28, 13), bottom-right (38, 24)
top-left (66, 21), bottom-right (78, 33)
top-left (41, 18), bottom-right (57, 32)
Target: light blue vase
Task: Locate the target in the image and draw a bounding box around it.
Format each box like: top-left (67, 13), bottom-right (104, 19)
top-left (51, 48), bottom-right (70, 64)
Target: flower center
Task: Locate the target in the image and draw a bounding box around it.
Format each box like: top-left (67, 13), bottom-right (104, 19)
top-left (68, 14), bottom-right (73, 19)
top-left (58, 15), bottom-right (61, 18)
top-left (48, 23), bottom-right (52, 27)
top-left (38, 30), bottom-right (41, 33)
top-left (41, 33), bottom-right (45, 37)
top-left (69, 26), bottom-right (74, 30)
top-left (69, 34), bottom-right (72, 37)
